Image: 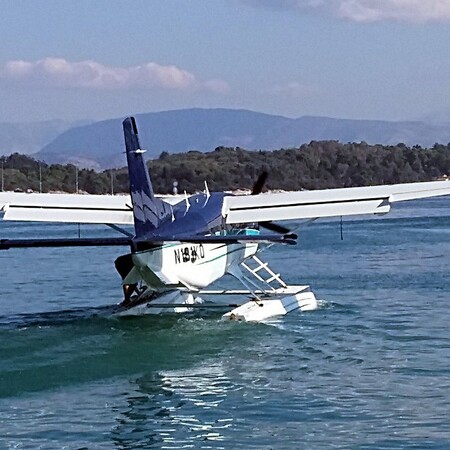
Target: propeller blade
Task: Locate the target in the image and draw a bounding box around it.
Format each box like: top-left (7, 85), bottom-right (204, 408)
top-left (259, 221), bottom-right (291, 235)
top-left (251, 171), bottom-right (293, 235)
top-left (251, 171), bottom-right (268, 195)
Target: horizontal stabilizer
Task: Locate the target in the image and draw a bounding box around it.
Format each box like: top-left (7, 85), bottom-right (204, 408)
top-left (0, 237), bottom-right (132, 250)
top-left (135, 233), bottom-right (298, 246)
top-left (0, 233), bottom-right (296, 251)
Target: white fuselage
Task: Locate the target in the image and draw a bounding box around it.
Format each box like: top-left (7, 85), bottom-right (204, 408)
top-left (124, 241), bottom-right (259, 293)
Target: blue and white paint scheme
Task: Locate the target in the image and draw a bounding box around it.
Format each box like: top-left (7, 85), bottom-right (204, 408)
top-left (2, 117), bottom-right (450, 321)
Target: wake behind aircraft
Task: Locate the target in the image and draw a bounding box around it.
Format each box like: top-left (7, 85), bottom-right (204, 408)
top-left (1, 117), bottom-right (450, 321)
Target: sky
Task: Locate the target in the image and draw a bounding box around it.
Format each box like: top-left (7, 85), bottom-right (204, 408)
top-left (1, 0), bottom-right (450, 123)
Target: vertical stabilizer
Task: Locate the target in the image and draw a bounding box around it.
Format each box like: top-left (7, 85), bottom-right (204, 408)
top-left (123, 117), bottom-right (170, 237)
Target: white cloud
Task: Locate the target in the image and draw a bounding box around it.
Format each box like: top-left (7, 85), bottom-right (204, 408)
top-left (241, 0), bottom-right (450, 23)
top-left (0, 57), bottom-right (230, 92)
top-left (337, 0), bottom-right (450, 23)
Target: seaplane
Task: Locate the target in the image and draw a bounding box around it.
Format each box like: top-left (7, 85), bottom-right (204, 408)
top-left (1, 117), bottom-right (450, 322)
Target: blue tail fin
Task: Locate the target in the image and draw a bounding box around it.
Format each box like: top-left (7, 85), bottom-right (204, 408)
top-left (123, 117), bottom-right (170, 238)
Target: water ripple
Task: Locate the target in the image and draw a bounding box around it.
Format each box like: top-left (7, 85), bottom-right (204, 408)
top-left (1, 200), bottom-right (450, 448)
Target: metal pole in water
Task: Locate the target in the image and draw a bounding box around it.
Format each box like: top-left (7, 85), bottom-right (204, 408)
top-left (1, 159), bottom-right (4, 192)
top-left (39, 162), bottom-right (42, 193)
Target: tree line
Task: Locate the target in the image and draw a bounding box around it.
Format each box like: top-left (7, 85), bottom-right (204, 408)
top-left (1, 141), bottom-right (450, 194)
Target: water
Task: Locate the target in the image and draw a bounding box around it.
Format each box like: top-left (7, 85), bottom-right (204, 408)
top-left (1, 198), bottom-right (450, 449)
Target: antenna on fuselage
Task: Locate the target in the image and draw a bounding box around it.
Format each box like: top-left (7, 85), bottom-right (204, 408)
top-left (184, 190), bottom-right (191, 216)
top-left (203, 181), bottom-right (211, 206)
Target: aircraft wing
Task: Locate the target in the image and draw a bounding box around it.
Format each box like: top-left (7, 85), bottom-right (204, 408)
top-left (2, 180), bottom-right (450, 225)
top-left (0, 192), bottom-right (182, 224)
top-left (222, 180), bottom-right (450, 224)
top-left (0, 192), bottom-right (134, 224)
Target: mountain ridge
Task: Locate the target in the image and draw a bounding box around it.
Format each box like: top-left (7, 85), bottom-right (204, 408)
top-left (2, 109), bottom-right (449, 169)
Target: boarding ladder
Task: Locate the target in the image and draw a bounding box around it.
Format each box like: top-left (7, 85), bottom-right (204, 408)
top-left (239, 254), bottom-right (287, 295)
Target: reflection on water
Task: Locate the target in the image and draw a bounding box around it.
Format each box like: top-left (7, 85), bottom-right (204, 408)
top-left (113, 363), bottom-right (235, 448)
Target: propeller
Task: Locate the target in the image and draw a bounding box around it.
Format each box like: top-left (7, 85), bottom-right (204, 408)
top-left (258, 220), bottom-right (291, 235)
top-left (251, 171), bottom-right (292, 235)
top-left (251, 171), bottom-right (268, 195)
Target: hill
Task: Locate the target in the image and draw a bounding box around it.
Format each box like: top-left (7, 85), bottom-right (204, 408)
top-left (34, 109), bottom-right (450, 169)
top-left (3, 141), bottom-right (450, 194)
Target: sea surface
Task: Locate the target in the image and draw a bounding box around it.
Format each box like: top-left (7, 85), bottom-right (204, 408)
top-left (0, 198), bottom-right (450, 449)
